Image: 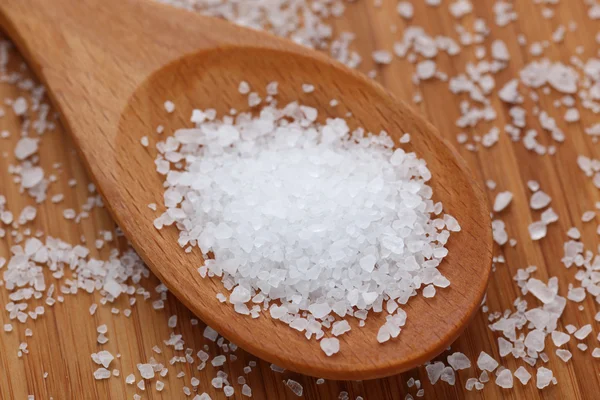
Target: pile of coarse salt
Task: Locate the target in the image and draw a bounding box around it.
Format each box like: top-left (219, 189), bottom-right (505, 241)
top-left (152, 82), bottom-right (459, 355)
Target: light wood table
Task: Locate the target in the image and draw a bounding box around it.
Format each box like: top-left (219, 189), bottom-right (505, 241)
top-left (1, 0), bottom-right (599, 398)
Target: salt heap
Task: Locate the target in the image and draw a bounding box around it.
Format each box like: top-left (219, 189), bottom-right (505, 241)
top-left (153, 85), bottom-right (458, 354)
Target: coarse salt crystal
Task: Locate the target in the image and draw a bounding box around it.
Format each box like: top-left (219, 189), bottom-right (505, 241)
top-left (493, 191), bottom-right (513, 212)
top-left (164, 101), bottom-right (175, 113)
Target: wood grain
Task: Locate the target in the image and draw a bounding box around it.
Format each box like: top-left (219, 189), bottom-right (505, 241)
top-left (0, 0), bottom-right (597, 398)
top-left (0, 0), bottom-right (492, 380)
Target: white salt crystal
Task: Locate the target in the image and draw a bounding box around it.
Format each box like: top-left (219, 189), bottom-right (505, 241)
top-left (528, 222), bottom-right (547, 241)
top-left (530, 191), bottom-right (551, 210)
top-left (556, 349), bottom-right (572, 362)
top-left (12, 97), bottom-right (28, 116)
top-left (527, 181), bottom-right (540, 191)
top-left (14, 137), bottom-right (38, 160)
top-left (567, 228), bottom-right (580, 240)
top-left (164, 101), bottom-right (175, 113)
top-left (377, 325), bottom-right (391, 343)
top-left (242, 384), bottom-right (252, 397)
top-left (396, 2), bottom-right (413, 18)
top-left (582, 211), bottom-right (595, 222)
top-left (230, 286), bottom-right (251, 305)
top-left (372, 50), bottom-right (392, 64)
top-left (574, 324), bottom-right (592, 340)
top-left (541, 208), bottom-right (558, 224)
top-left (514, 367), bottom-right (531, 385)
top-left (93, 368), bottom-right (111, 380)
top-left (551, 331), bottom-right (570, 347)
top-left (359, 254), bottom-right (376, 272)
top-left (592, 348), bottom-right (600, 358)
top-left (320, 338), bottom-right (340, 356)
top-left (92, 350), bottom-right (114, 368)
top-left (302, 84), bottom-right (315, 93)
top-left (21, 167), bottom-right (44, 189)
top-left (238, 81), bottom-right (250, 94)
top-left (440, 367), bottom-right (455, 385)
top-left (525, 329), bottom-right (546, 352)
top-left (426, 361), bottom-right (445, 384)
top-left (286, 379), bottom-right (304, 396)
top-left (495, 369), bottom-right (513, 388)
top-left (491, 40), bottom-right (510, 61)
top-left (498, 337), bottom-right (512, 357)
top-left (567, 287), bottom-right (585, 302)
top-left (493, 191), bottom-right (513, 212)
top-left (416, 61), bottom-right (436, 80)
top-left (536, 367), bottom-right (553, 389)
top-left (477, 351), bottom-right (498, 372)
top-left (422, 285), bottom-right (436, 298)
top-left (309, 303), bottom-right (332, 319)
top-left (331, 320), bottom-right (351, 336)
top-left (203, 326), bottom-right (218, 341)
top-left (137, 364), bottom-right (155, 379)
top-left (224, 386), bottom-right (234, 397)
top-left (526, 278), bottom-right (555, 303)
top-left (212, 355), bottom-right (226, 366)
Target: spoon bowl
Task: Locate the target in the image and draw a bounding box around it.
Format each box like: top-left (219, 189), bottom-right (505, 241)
top-left (0, 0), bottom-right (492, 380)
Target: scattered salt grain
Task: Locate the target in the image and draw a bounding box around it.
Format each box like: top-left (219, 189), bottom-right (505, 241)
top-left (495, 369), bottom-right (513, 389)
top-left (238, 81), bottom-right (250, 95)
top-left (92, 350), bottom-right (114, 368)
top-left (530, 191), bottom-right (551, 210)
top-left (137, 364), bottom-right (155, 379)
top-left (477, 351), bottom-right (498, 372)
top-left (514, 367), bottom-right (531, 385)
top-left (574, 324), bottom-right (592, 340)
top-left (551, 331), bottom-right (570, 347)
top-left (285, 379), bottom-right (303, 396)
top-left (320, 338), bottom-right (340, 356)
top-left (396, 2), bottom-right (414, 19)
top-left (302, 84), bottom-right (315, 93)
top-left (556, 349), bottom-right (572, 362)
top-left (536, 367), bottom-right (553, 389)
top-left (528, 222), bottom-right (547, 241)
top-left (93, 368), bottom-right (111, 380)
top-left (493, 191), bottom-right (513, 213)
top-left (164, 101), bottom-right (175, 113)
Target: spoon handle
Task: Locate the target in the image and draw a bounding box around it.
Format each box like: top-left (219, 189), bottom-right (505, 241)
top-left (0, 0), bottom-right (236, 108)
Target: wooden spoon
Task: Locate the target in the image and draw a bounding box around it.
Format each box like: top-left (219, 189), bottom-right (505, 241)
top-left (0, 0), bottom-right (492, 380)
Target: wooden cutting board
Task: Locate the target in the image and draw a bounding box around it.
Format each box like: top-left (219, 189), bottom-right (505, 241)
top-left (0, 0), bottom-right (598, 398)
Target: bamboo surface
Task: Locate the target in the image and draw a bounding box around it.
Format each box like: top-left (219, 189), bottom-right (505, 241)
top-left (0, 0), bottom-right (599, 398)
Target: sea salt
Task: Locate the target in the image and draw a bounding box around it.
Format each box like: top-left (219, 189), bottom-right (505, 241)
top-left (493, 191), bottom-right (513, 212)
top-left (536, 367), bottom-right (553, 389)
top-left (530, 191), bottom-right (551, 210)
top-left (551, 331), bottom-right (570, 347)
top-left (528, 222), bottom-right (547, 241)
top-left (514, 367), bottom-right (531, 385)
top-left (320, 338), bottom-right (340, 356)
top-left (495, 369), bottom-right (513, 388)
top-left (477, 351), bottom-right (498, 372)
top-left (285, 379), bottom-right (303, 396)
top-left (153, 95), bottom-right (455, 351)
